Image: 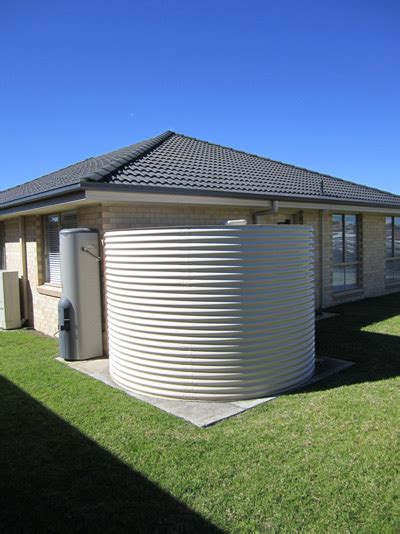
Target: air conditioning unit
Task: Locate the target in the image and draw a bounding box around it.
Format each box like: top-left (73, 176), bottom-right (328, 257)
top-left (0, 271), bottom-right (21, 330)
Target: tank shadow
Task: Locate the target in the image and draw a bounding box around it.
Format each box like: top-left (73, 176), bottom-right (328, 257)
top-left (299, 292), bottom-right (400, 393)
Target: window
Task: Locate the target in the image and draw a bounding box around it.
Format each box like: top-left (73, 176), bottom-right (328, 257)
top-left (44, 211), bottom-right (77, 285)
top-left (385, 216), bottom-right (400, 283)
top-left (332, 214), bottom-right (360, 292)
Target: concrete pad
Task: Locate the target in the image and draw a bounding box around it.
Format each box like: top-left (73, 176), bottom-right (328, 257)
top-left (311, 357), bottom-right (353, 383)
top-left (316, 312), bottom-right (339, 321)
top-left (141, 397), bottom-right (243, 427)
top-left (56, 356), bottom-right (354, 428)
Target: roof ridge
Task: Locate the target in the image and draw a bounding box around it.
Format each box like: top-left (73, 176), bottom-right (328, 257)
top-left (174, 132), bottom-right (400, 200)
top-left (84, 130), bottom-right (174, 183)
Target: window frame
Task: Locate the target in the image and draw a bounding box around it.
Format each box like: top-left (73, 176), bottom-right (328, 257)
top-left (332, 213), bottom-right (361, 293)
top-left (43, 210), bottom-right (77, 286)
top-left (385, 216), bottom-right (400, 284)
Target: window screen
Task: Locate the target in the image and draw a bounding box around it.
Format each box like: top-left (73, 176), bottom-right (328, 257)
top-left (385, 216), bottom-right (400, 283)
top-left (44, 211), bottom-right (77, 285)
top-left (332, 214), bottom-right (360, 292)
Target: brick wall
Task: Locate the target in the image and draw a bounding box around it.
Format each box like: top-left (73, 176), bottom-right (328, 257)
top-left (101, 202), bottom-right (301, 233)
top-left (361, 213), bottom-right (387, 298)
top-left (102, 202), bottom-right (254, 232)
top-left (78, 204), bottom-right (103, 231)
top-left (302, 210), bottom-right (322, 309)
top-left (4, 218), bottom-right (21, 273)
top-left (2, 203), bottom-right (399, 338)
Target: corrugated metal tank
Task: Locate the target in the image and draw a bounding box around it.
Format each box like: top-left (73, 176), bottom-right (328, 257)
top-left (104, 225), bottom-right (315, 401)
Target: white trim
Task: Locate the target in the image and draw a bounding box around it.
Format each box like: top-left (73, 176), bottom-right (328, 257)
top-left (0, 198), bottom-right (88, 220)
top-left (278, 200), bottom-right (400, 215)
top-left (86, 190), bottom-right (400, 214)
top-left (85, 189), bottom-right (271, 208)
top-left (2, 190), bottom-right (400, 219)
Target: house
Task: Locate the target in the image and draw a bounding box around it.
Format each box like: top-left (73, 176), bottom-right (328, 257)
top-left (0, 130), bottom-right (399, 339)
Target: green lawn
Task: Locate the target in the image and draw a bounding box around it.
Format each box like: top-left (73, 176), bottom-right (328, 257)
top-left (1, 293), bottom-right (399, 533)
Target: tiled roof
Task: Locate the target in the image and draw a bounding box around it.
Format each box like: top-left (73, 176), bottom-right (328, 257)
top-left (107, 133), bottom-right (400, 207)
top-left (0, 131), bottom-right (172, 206)
top-left (1, 130), bottom-right (400, 209)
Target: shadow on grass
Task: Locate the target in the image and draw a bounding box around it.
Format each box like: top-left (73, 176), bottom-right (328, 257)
top-left (0, 376), bottom-right (223, 533)
top-left (306, 292), bottom-right (400, 392)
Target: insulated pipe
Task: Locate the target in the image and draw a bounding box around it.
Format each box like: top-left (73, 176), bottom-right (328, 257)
top-left (253, 200), bottom-right (279, 223)
top-left (319, 210), bottom-right (326, 310)
top-left (19, 216), bottom-right (29, 326)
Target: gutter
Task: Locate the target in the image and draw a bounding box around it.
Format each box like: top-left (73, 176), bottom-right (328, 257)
top-left (0, 188), bottom-right (86, 218)
top-left (2, 181), bottom-right (400, 218)
top-left (82, 182), bottom-right (400, 211)
top-left (0, 183), bottom-right (83, 210)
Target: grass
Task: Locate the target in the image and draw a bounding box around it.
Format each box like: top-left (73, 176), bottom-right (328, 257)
top-left (1, 293), bottom-right (399, 533)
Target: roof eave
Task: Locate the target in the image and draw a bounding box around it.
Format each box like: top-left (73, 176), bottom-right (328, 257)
top-left (0, 183), bottom-right (84, 215)
top-left (2, 181), bottom-right (400, 217)
top-left (82, 182), bottom-right (400, 211)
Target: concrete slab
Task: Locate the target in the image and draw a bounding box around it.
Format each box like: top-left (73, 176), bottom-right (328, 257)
top-left (311, 357), bottom-right (353, 383)
top-left (56, 356), bottom-right (354, 428)
top-left (316, 312), bottom-right (339, 321)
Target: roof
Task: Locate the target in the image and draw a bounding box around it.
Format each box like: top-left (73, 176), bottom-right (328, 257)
top-left (0, 131), bottom-right (171, 207)
top-left (1, 130), bottom-right (400, 209)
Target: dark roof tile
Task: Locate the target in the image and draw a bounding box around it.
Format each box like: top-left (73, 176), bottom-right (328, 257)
top-left (106, 133), bottom-right (400, 207)
top-left (1, 130), bottom-right (399, 209)
top-left (0, 131), bottom-right (173, 206)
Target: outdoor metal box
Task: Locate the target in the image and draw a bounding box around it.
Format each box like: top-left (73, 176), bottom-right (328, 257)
top-left (0, 270), bottom-right (21, 330)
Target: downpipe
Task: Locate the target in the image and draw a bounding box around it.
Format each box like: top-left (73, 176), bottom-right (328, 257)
top-left (253, 200), bottom-right (279, 223)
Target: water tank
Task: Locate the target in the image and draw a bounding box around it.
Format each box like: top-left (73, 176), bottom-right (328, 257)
top-left (59, 229), bottom-right (103, 360)
top-left (104, 225), bottom-right (315, 401)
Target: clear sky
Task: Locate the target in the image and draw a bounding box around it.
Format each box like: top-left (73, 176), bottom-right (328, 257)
top-left (1, 0), bottom-right (399, 194)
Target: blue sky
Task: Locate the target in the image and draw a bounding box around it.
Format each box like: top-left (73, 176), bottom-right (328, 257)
top-left (1, 0), bottom-right (399, 194)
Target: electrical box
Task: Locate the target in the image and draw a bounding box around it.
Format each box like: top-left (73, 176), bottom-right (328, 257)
top-left (0, 271), bottom-right (21, 330)
top-left (58, 229), bottom-right (103, 360)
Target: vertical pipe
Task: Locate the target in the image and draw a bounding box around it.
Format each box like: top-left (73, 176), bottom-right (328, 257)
top-left (252, 200), bottom-right (279, 223)
top-left (19, 216), bottom-right (29, 324)
top-left (319, 210), bottom-right (325, 310)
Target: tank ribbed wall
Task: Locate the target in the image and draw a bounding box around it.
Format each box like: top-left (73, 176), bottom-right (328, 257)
top-left (104, 225), bottom-right (315, 401)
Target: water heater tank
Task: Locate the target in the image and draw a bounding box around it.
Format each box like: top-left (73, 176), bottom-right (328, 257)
top-left (59, 228), bottom-right (103, 360)
top-left (104, 225), bottom-right (315, 401)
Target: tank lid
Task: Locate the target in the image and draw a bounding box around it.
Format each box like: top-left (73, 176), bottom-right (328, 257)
top-left (224, 219), bottom-right (248, 225)
top-left (60, 228), bottom-right (97, 235)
